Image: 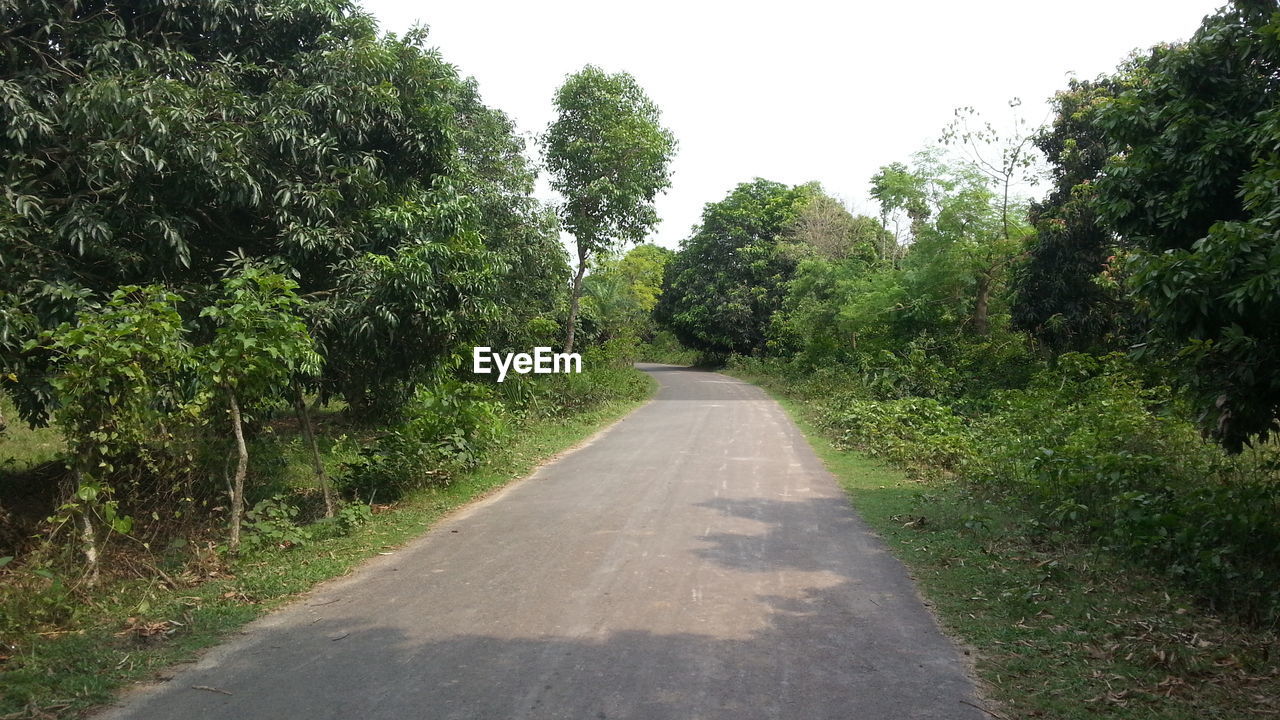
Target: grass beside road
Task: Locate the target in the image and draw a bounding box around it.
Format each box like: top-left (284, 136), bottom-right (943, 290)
top-left (0, 373), bottom-right (655, 719)
top-left (732, 369), bottom-right (1280, 720)
top-left (1, 396), bottom-right (64, 472)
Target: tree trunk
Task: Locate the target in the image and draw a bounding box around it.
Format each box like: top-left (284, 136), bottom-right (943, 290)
top-left (227, 389), bottom-right (249, 553)
top-left (80, 511), bottom-right (99, 587)
top-left (973, 272), bottom-right (992, 337)
top-left (563, 249), bottom-right (590, 355)
top-left (74, 468), bottom-right (100, 587)
top-left (295, 388), bottom-right (334, 518)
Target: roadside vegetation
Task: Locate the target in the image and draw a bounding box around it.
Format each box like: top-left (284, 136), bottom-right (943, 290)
top-left (4, 0), bottom-right (1279, 717)
top-left (1, 367), bottom-right (652, 716)
top-left (653, 2), bottom-right (1280, 715)
top-left (0, 1), bottom-right (671, 716)
top-left (735, 369), bottom-right (1280, 719)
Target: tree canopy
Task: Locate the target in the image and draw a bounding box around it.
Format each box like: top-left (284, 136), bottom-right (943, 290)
top-left (0, 1), bottom-right (565, 422)
top-left (656, 179), bottom-right (820, 355)
top-left (1090, 1), bottom-right (1280, 449)
top-left (542, 65), bottom-right (675, 353)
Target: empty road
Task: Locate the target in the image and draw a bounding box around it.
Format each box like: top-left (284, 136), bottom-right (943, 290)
top-left (101, 365), bottom-right (985, 719)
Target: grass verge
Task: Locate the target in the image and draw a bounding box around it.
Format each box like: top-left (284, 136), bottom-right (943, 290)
top-left (1, 396), bottom-right (65, 472)
top-left (731, 369), bottom-right (1280, 720)
top-left (0, 373), bottom-right (655, 719)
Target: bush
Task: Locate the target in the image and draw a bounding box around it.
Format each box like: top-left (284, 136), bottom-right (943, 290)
top-left (973, 353), bottom-right (1280, 622)
top-left (239, 495), bottom-right (310, 553)
top-left (337, 381), bottom-right (506, 502)
top-left (814, 395), bottom-right (976, 479)
top-left (536, 345), bottom-right (651, 417)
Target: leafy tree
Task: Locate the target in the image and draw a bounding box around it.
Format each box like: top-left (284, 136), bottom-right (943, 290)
top-left (1092, 0), bottom-right (1280, 450)
top-left (1011, 77), bottom-right (1140, 353)
top-left (313, 182), bottom-right (497, 416)
top-left (0, 2), bottom-right (501, 421)
top-left (657, 179), bottom-right (818, 355)
top-left (582, 244), bottom-right (672, 343)
top-left (614, 244), bottom-right (673, 316)
top-left (198, 266), bottom-right (318, 553)
top-left (873, 153), bottom-right (1030, 338)
top-left (542, 65), bottom-right (676, 354)
top-left (41, 286), bottom-right (189, 582)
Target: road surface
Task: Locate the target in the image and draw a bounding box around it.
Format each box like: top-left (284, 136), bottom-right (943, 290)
top-left (100, 364), bottom-right (985, 719)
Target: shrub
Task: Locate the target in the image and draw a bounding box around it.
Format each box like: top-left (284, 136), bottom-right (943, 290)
top-left (813, 395), bottom-right (976, 479)
top-left (239, 495), bottom-right (310, 553)
top-left (974, 353), bottom-right (1280, 622)
top-left (337, 381), bottom-right (506, 501)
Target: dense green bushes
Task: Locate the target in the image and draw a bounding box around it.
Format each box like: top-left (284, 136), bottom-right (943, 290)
top-left (976, 355), bottom-right (1280, 620)
top-left (733, 352), bottom-right (1280, 624)
top-left (655, 2), bottom-right (1280, 626)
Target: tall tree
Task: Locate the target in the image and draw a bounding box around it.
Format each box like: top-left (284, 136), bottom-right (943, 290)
top-left (1092, 0), bottom-right (1280, 450)
top-left (0, 3), bottom-right (500, 422)
top-left (657, 179), bottom-right (818, 355)
top-left (542, 65), bottom-right (676, 354)
top-left (1011, 78), bottom-right (1133, 353)
top-left (872, 153), bottom-right (1030, 339)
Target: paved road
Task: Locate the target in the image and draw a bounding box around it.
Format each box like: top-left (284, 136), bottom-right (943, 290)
top-left (101, 365), bottom-right (985, 720)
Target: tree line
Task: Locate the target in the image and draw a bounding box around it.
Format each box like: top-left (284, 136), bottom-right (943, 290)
top-left (0, 1), bottom-right (673, 576)
top-left (653, 0), bottom-right (1280, 622)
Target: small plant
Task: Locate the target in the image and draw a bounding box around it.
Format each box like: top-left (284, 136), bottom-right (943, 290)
top-left (240, 496), bottom-right (310, 553)
top-left (335, 502), bottom-right (373, 534)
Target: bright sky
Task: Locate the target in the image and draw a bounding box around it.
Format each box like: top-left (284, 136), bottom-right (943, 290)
top-left (361, 0), bottom-right (1223, 250)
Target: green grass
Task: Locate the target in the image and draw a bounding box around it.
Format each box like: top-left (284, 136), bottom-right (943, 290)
top-left (0, 374), bottom-right (656, 718)
top-left (0, 396), bottom-right (64, 472)
top-left (732, 370), bottom-right (1280, 720)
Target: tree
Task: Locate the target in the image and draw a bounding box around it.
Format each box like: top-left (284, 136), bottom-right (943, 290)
top-left (872, 153), bottom-right (1030, 339)
top-left (1011, 77), bottom-right (1139, 353)
top-left (542, 65), bottom-right (676, 354)
top-left (582, 244), bottom-right (672, 343)
top-left (198, 266), bottom-right (318, 553)
top-left (782, 194), bottom-right (885, 264)
top-left (452, 78), bottom-right (570, 352)
top-left (0, 3), bottom-right (502, 422)
top-left (657, 180), bottom-right (819, 355)
top-left (1092, 0), bottom-right (1280, 450)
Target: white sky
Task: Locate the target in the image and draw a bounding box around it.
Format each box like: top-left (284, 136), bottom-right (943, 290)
top-left (361, 0), bottom-right (1223, 250)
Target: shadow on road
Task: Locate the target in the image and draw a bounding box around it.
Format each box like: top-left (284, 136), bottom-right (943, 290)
top-left (126, 494), bottom-right (984, 720)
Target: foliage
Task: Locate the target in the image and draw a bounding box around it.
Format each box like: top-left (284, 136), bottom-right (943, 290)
top-left (0, 2), bottom-right (510, 421)
top-left (657, 179), bottom-right (820, 355)
top-left (433, 77), bottom-right (569, 358)
top-left (975, 354), bottom-right (1280, 620)
top-left (1011, 77), bottom-right (1138, 353)
top-left (240, 495), bottom-right (311, 553)
top-left (543, 66), bottom-right (676, 261)
top-left (875, 151), bottom-right (1031, 339)
top-left (38, 286), bottom-right (192, 565)
top-left (782, 194), bottom-right (886, 263)
top-left (198, 266), bottom-right (318, 404)
top-left (542, 65), bottom-right (676, 352)
top-left (198, 264), bottom-right (318, 552)
top-left (41, 286), bottom-right (189, 481)
top-left (815, 395), bottom-right (976, 480)
top-left (1092, 1), bottom-right (1280, 450)
top-left (339, 381), bottom-right (506, 501)
top-left (581, 243), bottom-right (672, 344)
top-left (734, 350), bottom-right (1280, 624)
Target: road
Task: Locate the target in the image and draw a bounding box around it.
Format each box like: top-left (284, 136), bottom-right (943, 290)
top-left (100, 365), bottom-right (985, 720)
